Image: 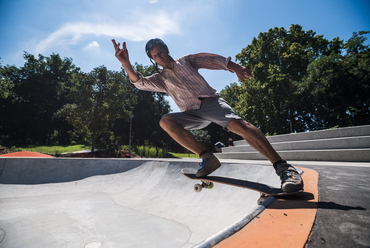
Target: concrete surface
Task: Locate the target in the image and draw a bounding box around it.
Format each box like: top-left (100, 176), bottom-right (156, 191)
top-left (1, 157), bottom-right (369, 248)
top-left (301, 162), bottom-right (370, 248)
top-left (224, 136), bottom-right (370, 152)
top-left (0, 158), bottom-right (281, 248)
top-left (234, 125), bottom-right (370, 145)
top-left (218, 125), bottom-right (370, 162)
top-left (216, 148), bottom-right (370, 162)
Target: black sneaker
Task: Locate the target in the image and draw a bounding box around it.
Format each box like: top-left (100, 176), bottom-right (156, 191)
top-left (274, 161), bottom-right (304, 192)
top-left (196, 153), bottom-right (221, 178)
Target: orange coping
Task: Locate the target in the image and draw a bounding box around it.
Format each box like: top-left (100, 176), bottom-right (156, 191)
top-left (214, 167), bottom-right (319, 248)
top-left (0, 151), bottom-right (54, 157)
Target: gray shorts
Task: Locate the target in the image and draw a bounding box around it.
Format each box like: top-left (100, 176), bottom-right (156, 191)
top-left (163, 97), bottom-right (242, 130)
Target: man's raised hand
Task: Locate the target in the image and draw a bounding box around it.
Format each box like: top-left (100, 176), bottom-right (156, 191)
top-left (111, 39), bottom-right (140, 82)
top-left (236, 66), bottom-right (253, 82)
top-left (227, 61), bottom-right (253, 82)
top-left (112, 39), bottom-right (130, 65)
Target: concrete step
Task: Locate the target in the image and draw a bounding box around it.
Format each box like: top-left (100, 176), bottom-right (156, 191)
top-left (232, 125), bottom-right (370, 147)
top-left (215, 148), bottom-right (370, 162)
top-left (223, 136), bottom-right (370, 153)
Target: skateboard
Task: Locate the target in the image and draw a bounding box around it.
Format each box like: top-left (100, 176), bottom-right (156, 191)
top-left (181, 168), bottom-right (303, 204)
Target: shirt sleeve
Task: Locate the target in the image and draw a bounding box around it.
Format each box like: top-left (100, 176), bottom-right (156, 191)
top-left (130, 71), bottom-right (167, 93)
top-left (183, 53), bottom-right (234, 72)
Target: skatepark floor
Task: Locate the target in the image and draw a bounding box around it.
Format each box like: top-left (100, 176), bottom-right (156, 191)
top-left (0, 152), bottom-right (369, 247)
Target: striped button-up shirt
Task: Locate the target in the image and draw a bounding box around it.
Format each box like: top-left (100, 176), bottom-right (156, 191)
top-left (131, 53), bottom-right (233, 112)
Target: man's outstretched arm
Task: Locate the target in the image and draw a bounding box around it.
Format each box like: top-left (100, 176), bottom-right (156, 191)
top-left (227, 61), bottom-right (253, 82)
top-left (112, 39), bottom-right (140, 82)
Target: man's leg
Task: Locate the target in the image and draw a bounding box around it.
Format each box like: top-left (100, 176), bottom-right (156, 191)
top-left (159, 115), bottom-right (204, 155)
top-left (226, 119), bottom-right (303, 192)
top-left (159, 115), bottom-right (221, 177)
top-left (226, 119), bottom-right (282, 163)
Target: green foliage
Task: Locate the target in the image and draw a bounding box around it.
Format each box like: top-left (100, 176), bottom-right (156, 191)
top-left (231, 25), bottom-right (369, 134)
top-left (0, 52), bottom-right (80, 145)
top-left (189, 124), bottom-right (236, 152)
top-left (1, 26), bottom-right (368, 152)
top-left (0, 53), bottom-right (172, 151)
top-left (168, 152), bottom-right (198, 158)
top-left (2, 144), bottom-right (90, 155)
top-left (56, 66), bottom-right (136, 151)
top-left (190, 129), bottom-right (211, 150)
top-left (301, 31), bottom-right (370, 128)
top-left (129, 63), bottom-right (172, 149)
top-left (0, 61), bottom-right (17, 100)
top-left (234, 24), bottom-right (330, 134)
top-left (133, 145), bottom-right (169, 158)
top-left (220, 82), bottom-right (242, 109)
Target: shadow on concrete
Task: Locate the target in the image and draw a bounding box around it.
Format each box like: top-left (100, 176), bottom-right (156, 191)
top-left (267, 192), bottom-right (366, 211)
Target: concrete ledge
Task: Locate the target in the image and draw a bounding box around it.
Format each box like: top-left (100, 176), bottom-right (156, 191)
top-left (223, 136), bottom-right (370, 153)
top-left (233, 125), bottom-right (370, 146)
top-left (216, 148), bottom-right (370, 162)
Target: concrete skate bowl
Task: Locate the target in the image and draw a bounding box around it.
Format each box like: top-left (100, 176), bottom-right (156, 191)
top-left (0, 158), bottom-right (282, 248)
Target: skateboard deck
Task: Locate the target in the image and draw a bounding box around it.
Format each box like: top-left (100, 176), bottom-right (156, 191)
top-left (181, 168), bottom-right (303, 196)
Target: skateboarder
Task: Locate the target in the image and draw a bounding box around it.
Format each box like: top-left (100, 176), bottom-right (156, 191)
top-left (111, 38), bottom-right (303, 193)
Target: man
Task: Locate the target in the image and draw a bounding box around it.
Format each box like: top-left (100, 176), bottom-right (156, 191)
top-left (111, 38), bottom-right (303, 192)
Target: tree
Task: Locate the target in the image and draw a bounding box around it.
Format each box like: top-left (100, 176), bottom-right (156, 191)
top-left (220, 82), bottom-right (242, 109)
top-left (0, 52), bottom-right (79, 145)
top-left (234, 24), bottom-right (332, 134)
top-left (0, 62), bottom-right (19, 144)
top-left (57, 66), bottom-right (136, 152)
top-left (301, 31), bottom-right (370, 128)
top-left (1, 53), bottom-right (173, 152)
top-left (129, 63), bottom-right (172, 149)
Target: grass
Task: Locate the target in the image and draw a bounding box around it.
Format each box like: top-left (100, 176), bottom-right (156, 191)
top-left (168, 152), bottom-right (198, 158)
top-left (133, 145), bottom-right (168, 158)
top-left (1, 144), bottom-right (200, 159)
top-left (2, 144), bottom-right (91, 155)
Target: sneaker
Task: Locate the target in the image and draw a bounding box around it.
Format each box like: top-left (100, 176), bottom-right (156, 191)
top-left (274, 161), bottom-right (304, 192)
top-left (196, 153), bottom-right (221, 178)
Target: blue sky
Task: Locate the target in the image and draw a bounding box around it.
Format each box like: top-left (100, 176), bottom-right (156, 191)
top-left (1, 0), bottom-right (369, 112)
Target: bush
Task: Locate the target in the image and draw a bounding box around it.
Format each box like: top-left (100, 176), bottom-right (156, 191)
top-left (133, 145), bottom-right (169, 158)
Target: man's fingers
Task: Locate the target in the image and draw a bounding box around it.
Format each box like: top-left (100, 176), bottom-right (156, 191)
top-left (112, 39), bottom-right (121, 49)
top-left (111, 39), bottom-right (118, 47)
top-left (237, 70), bottom-right (252, 82)
top-left (243, 68), bottom-right (252, 78)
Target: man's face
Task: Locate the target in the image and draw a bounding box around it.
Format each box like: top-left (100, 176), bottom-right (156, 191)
top-left (150, 46), bottom-right (171, 69)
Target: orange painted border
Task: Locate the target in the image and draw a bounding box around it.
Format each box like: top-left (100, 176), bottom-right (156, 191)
top-left (0, 151), bottom-right (54, 157)
top-left (214, 167), bottom-right (319, 248)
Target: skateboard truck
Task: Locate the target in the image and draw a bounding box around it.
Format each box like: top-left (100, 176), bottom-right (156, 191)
top-left (194, 180), bottom-right (214, 192)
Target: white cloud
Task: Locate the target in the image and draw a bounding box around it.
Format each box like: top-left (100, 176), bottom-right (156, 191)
top-left (84, 41), bottom-right (99, 50)
top-left (34, 12), bottom-right (180, 55)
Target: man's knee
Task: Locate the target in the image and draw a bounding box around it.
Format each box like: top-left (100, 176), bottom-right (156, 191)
top-left (227, 119), bottom-right (245, 131)
top-left (227, 119), bottom-right (257, 135)
top-left (159, 115), bottom-right (177, 130)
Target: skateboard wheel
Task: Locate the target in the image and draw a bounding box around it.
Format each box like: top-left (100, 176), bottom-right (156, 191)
top-left (208, 182), bottom-right (214, 189)
top-left (194, 184), bottom-right (202, 192)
